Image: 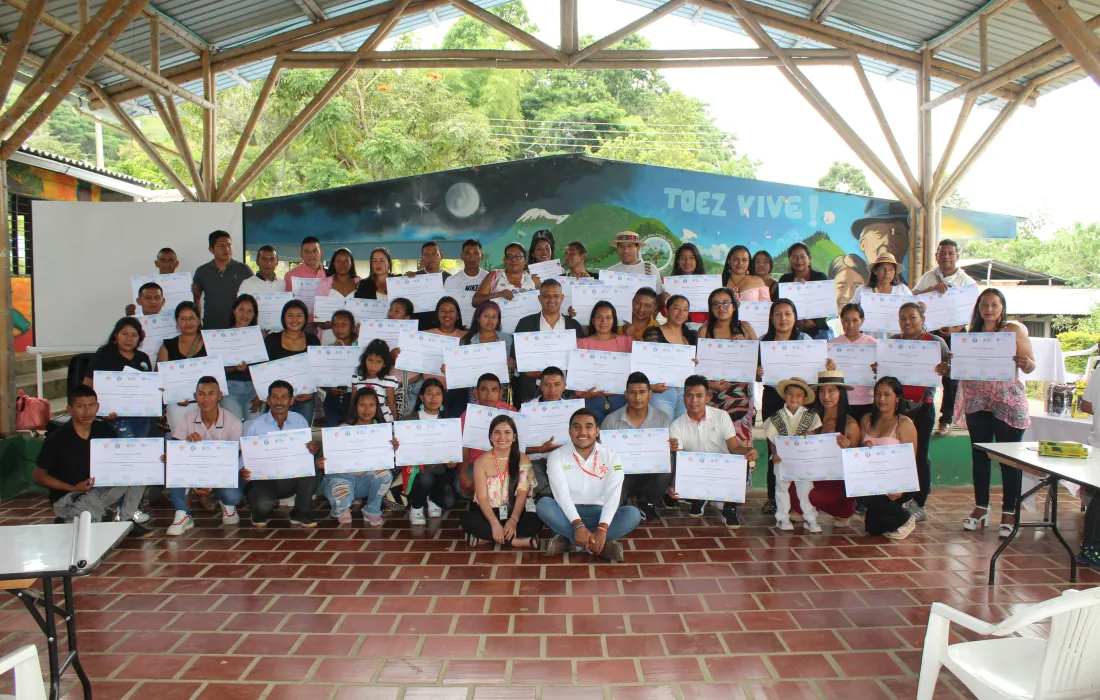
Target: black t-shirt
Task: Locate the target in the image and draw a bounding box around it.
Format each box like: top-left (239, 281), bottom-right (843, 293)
top-left (264, 331), bottom-right (320, 361)
top-left (36, 420), bottom-right (118, 502)
top-left (162, 336), bottom-right (208, 361)
top-left (84, 345), bottom-right (153, 378)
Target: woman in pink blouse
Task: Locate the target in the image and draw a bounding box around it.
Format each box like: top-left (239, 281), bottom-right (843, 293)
top-left (723, 245), bottom-right (771, 303)
top-left (828, 303), bottom-right (877, 424)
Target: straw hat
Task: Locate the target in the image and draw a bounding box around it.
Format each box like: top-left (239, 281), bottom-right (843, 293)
top-left (612, 231), bottom-right (644, 249)
top-left (776, 377), bottom-right (815, 404)
top-left (814, 370), bottom-right (854, 391)
top-left (870, 252), bottom-right (905, 274)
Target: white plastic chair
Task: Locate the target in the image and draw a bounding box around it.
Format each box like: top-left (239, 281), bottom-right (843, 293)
top-left (917, 587), bottom-right (1100, 700)
top-left (0, 645), bottom-right (46, 700)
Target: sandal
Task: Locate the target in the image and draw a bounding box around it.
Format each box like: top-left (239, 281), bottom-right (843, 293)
top-left (999, 513), bottom-right (1016, 539)
top-left (466, 533), bottom-right (485, 547)
top-left (963, 506), bottom-right (990, 531)
top-left (762, 499), bottom-right (777, 515)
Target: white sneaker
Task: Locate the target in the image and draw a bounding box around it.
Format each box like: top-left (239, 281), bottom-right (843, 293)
top-left (221, 505), bottom-right (240, 525)
top-left (409, 507), bottom-right (427, 525)
top-left (132, 510), bottom-right (151, 524)
top-left (804, 519), bottom-right (823, 534)
top-left (426, 500), bottom-right (442, 518)
top-left (277, 497), bottom-right (295, 508)
top-left (776, 518), bottom-right (794, 531)
top-left (166, 510), bottom-right (193, 536)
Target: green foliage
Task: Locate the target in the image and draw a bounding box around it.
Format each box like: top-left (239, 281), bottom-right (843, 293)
top-left (818, 161), bottom-right (873, 196)
top-left (962, 221), bottom-right (1100, 288)
top-left (1056, 330), bottom-right (1100, 374)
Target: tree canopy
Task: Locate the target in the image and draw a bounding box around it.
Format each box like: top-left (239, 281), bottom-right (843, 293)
top-left (818, 161), bottom-right (873, 196)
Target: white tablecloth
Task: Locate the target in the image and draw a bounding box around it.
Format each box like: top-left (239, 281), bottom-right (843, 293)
top-left (1021, 337), bottom-right (1066, 383)
top-left (1022, 413), bottom-right (1092, 444)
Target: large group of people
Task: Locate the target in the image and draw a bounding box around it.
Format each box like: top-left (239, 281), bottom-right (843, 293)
top-left (33, 227), bottom-right (1072, 566)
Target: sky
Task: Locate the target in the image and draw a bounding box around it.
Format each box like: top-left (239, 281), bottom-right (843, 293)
top-left (386, 0), bottom-right (1100, 234)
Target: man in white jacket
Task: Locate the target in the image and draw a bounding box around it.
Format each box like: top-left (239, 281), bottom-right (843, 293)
top-left (538, 408), bottom-right (642, 561)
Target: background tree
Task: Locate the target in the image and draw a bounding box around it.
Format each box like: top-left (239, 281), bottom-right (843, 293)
top-left (818, 161), bottom-right (873, 196)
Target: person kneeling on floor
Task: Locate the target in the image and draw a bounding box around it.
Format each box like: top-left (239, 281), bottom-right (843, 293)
top-left (538, 408), bottom-right (641, 561)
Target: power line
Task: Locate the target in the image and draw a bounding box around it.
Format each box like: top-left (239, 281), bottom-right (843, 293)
top-left (498, 139), bottom-right (734, 153)
top-left (487, 117), bottom-right (726, 129)
top-left (489, 133), bottom-right (731, 147)
top-left (487, 123), bottom-right (730, 139)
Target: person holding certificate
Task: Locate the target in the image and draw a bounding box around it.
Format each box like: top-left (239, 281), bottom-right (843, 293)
top-left (512, 280), bottom-right (583, 405)
top-left (473, 242), bottom-right (539, 307)
top-left (539, 408), bottom-right (642, 561)
top-left (829, 303), bottom-right (877, 424)
top-left (237, 245), bottom-right (283, 295)
top-left (789, 371), bottom-right (859, 527)
top-left (669, 376), bottom-right (759, 529)
top-left (859, 377), bottom-right (920, 540)
top-left (526, 230), bottom-right (555, 270)
top-left (457, 301), bottom-right (517, 414)
top-left (84, 317), bottom-right (155, 439)
top-left (563, 240), bottom-right (596, 280)
top-left (698, 288), bottom-right (759, 442)
top-left (314, 248), bottom-right (361, 344)
top-left (764, 377), bottom-right (824, 532)
top-left (641, 295), bottom-right (697, 419)
top-left (320, 310), bottom-right (359, 428)
top-left (126, 281), bottom-right (167, 318)
top-left (283, 235), bottom-right (326, 304)
top-left (608, 231), bottom-right (663, 294)
top-left (575, 301), bottom-right (633, 422)
top-left (849, 253), bottom-right (912, 340)
top-left (752, 250), bottom-right (781, 303)
top-left (220, 294), bottom-right (266, 420)
top-left (723, 245), bottom-right (771, 304)
top-left (354, 339), bottom-right (402, 422)
top-left (424, 296), bottom-right (470, 412)
top-left (956, 288), bottom-right (1035, 536)
top-left (164, 377), bottom-right (245, 535)
top-left (264, 300), bottom-right (321, 426)
top-left (671, 243), bottom-right (710, 324)
top-left (317, 387), bottom-right (395, 526)
top-left (888, 301), bottom-right (950, 523)
top-left (622, 287), bottom-right (660, 341)
top-left (445, 239), bottom-right (489, 293)
top-left (158, 301), bottom-right (208, 437)
top-left (521, 367), bottom-right (578, 496)
top-left (354, 247), bottom-right (397, 300)
top-left (242, 380), bottom-right (320, 527)
top-left (458, 374), bottom-right (515, 499)
top-left (777, 242), bottom-right (831, 339)
top-left (32, 385), bottom-right (152, 536)
top-left (399, 379), bottom-right (460, 525)
top-left (460, 415), bottom-right (542, 548)
top-left (124, 248), bottom-right (177, 314)
top-left (602, 372), bottom-right (676, 525)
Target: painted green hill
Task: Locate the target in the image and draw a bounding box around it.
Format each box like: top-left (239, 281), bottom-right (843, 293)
top-left (485, 202), bottom-right (643, 268)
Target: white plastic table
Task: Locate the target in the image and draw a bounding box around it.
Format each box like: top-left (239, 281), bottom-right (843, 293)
top-left (0, 521), bottom-right (131, 700)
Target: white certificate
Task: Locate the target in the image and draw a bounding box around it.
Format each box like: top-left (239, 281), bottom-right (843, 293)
top-left (599, 269), bottom-right (658, 294)
top-left (695, 338), bottom-right (759, 383)
top-left (346, 298), bottom-right (389, 323)
top-left (951, 332), bottom-right (1017, 382)
top-left (138, 312), bottom-right (179, 362)
top-left (158, 356), bottom-right (228, 404)
top-left (674, 452), bottom-right (747, 503)
top-left (462, 405), bottom-right (526, 451)
top-left (602, 429), bottom-right (671, 474)
top-left (321, 424), bottom-right (395, 474)
top-left (775, 434), bottom-right (844, 481)
top-left (665, 275), bottom-right (722, 312)
top-left (445, 342), bottom-right (509, 390)
top-left (565, 348), bottom-right (631, 394)
top-left (827, 343), bottom-right (877, 387)
top-left (918, 284), bottom-right (980, 330)
top-left (291, 277), bottom-right (321, 314)
top-left (760, 340), bottom-right (827, 386)
top-left (250, 353), bottom-right (316, 398)
top-left (860, 292), bottom-right (912, 334)
top-left (842, 444), bottom-right (918, 497)
top-left (254, 292), bottom-right (294, 331)
top-left (202, 327), bottom-right (269, 366)
top-left (131, 272), bottom-right (192, 313)
top-left (739, 300), bottom-right (771, 336)
top-left (528, 260), bottom-right (563, 279)
top-left (572, 282), bottom-right (634, 325)
top-left (394, 418), bottom-right (464, 466)
top-left (520, 399), bottom-right (585, 448)
top-left (308, 345), bottom-right (361, 387)
top-left (240, 428), bottom-right (315, 480)
top-left (90, 438), bottom-right (164, 486)
top-left (165, 440), bottom-right (240, 488)
top-left (514, 331), bottom-right (577, 372)
top-left (394, 330), bottom-right (459, 375)
top-left (630, 342), bottom-right (696, 387)
top-left (779, 280), bottom-right (837, 319)
top-left (876, 339), bottom-right (942, 388)
top-left (358, 319), bottom-right (418, 348)
top-left (93, 371), bottom-right (162, 417)
top-left (388, 273), bottom-right (444, 313)
top-left (311, 296), bottom-right (349, 323)
top-left (498, 290), bottom-right (542, 334)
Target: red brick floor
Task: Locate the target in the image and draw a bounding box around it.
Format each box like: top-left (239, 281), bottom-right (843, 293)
top-left (1, 487), bottom-right (1096, 700)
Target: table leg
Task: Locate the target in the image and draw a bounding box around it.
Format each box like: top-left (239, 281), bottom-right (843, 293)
top-left (63, 577), bottom-right (92, 699)
top-left (41, 578), bottom-right (61, 700)
top-left (1045, 479), bottom-right (1078, 583)
top-left (988, 498), bottom-right (1023, 586)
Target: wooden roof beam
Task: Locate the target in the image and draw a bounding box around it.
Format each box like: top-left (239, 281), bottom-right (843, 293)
top-left (452, 0), bottom-right (569, 64)
top-left (142, 7), bottom-right (208, 53)
top-left (924, 0), bottom-right (1021, 53)
top-left (1024, 0), bottom-right (1100, 87)
top-left (568, 0), bottom-right (689, 66)
top-left (810, 0), bottom-right (843, 23)
top-left (293, 0), bottom-right (328, 22)
top-left (0, 0), bottom-right (47, 108)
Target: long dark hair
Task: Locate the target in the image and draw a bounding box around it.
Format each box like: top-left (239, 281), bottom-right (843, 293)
top-left (968, 288), bottom-right (1008, 333)
top-left (435, 295), bottom-right (466, 331)
top-left (280, 299), bottom-right (310, 330)
top-left (810, 383), bottom-right (850, 433)
top-left (326, 247), bottom-right (358, 278)
top-left (345, 386), bottom-right (384, 425)
top-left (462, 301), bottom-right (502, 345)
top-left (867, 260), bottom-right (899, 289)
top-left (870, 376), bottom-right (904, 429)
top-left (487, 414), bottom-right (522, 508)
top-left (230, 294), bottom-right (259, 328)
top-left (786, 242), bottom-right (814, 274)
top-left (104, 317), bottom-right (145, 350)
top-left (704, 287), bottom-right (739, 337)
top-left (389, 297), bottom-right (415, 319)
top-left (753, 249), bottom-right (774, 277)
top-left (673, 243), bottom-right (706, 276)
top-left (587, 300), bottom-right (620, 337)
top-left (528, 231), bottom-right (555, 265)
top-left (356, 339), bottom-right (393, 381)
top-left (174, 300), bottom-right (200, 322)
top-left (413, 377), bottom-right (448, 416)
top-left (761, 298), bottom-right (799, 342)
top-left (721, 245), bottom-right (753, 286)
top-left (368, 247), bottom-right (393, 276)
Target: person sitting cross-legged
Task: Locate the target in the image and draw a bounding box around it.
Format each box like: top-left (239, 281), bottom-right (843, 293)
top-left (538, 408), bottom-right (642, 562)
top-left (460, 415), bottom-right (543, 548)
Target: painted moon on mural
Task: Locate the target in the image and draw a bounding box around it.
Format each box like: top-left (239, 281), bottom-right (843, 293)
top-left (445, 182), bottom-right (481, 218)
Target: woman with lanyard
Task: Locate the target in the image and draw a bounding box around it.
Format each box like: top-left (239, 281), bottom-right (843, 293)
top-left (473, 242), bottom-right (540, 307)
top-left (778, 242), bottom-right (830, 340)
top-left (264, 299), bottom-right (321, 425)
top-left (850, 253), bottom-right (912, 340)
top-left (320, 309), bottom-right (358, 428)
top-left (460, 414), bottom-right (542, 548)
top-left (860, 376), bottom-right (920, 540)
top-left (956, 288), bottom-right (1035, 536)
top-left (723, 245), bottom-right (771, 303)
top-left (315, 248), bottom-right (360, 345)
top-left (698, 287), bottom-right (759, 444)
top-left (354, 247), bottom-right (396, 301)
top-left (888, 301), bottom-right (950, 524)
top-left (642, 294), bottom-right (695, 419)
top-left (752, 249), bottom-right (780, 302)
top-left (457, 302), bottom-right (516, 413)
top-left (84, 317), bottom-right (155, 439)
top-left (221, 294), bottom-right (263, 420)
top-left (671, 243), bottom-right (710, 325)
top-left (829, 303), bottom-right (877, 424)
top-left (400, 378), bottom-right (459, 525)
top-left (576, 301), bottom-right (632, 422)
top-left (316, 386), bottom-right (395, 526)
top-left (158, 301), bottom-right (208, 437)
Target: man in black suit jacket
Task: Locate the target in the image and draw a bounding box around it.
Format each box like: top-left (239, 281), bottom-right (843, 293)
top-left (511, 279), bottom-right (584, 405)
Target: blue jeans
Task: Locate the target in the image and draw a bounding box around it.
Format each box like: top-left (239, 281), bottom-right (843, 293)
top-left (536, 500), bottom-right (642, 544)
top-left (650, 387), bottom-right (685, 420)
top-left (322, 390), bottom-right (351, 427)
top-left (167, 484), bottom-right (244, 515)
top-left (221, 380), bottom-right (259, 421)
top-left (109, 417), bottom-right (151, 438)
top-left (323, 471), bottom-right (393, 518)
top-left (584, 395), bottom-right (626, 424)
top-left (290, 395), bottom-right (315, 426)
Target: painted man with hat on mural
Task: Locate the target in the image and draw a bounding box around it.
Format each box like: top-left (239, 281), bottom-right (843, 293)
top-left (608, 231), bottom-right (664, 294)
top-left (852, 199), bottom-right (910, 274)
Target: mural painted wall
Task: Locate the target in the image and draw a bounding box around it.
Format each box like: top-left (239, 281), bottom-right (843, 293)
top-left (243, 155), bottom-right (1017, 306)
top-left (11, 277), bottom-right (32, 353)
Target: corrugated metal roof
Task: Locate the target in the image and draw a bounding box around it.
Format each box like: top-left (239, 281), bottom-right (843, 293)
top-left (16, 145), bottom-right (158, 187)
top-left (959, 258), bottom-right (1068, 284)
top-left (0, 0), bottom-right (1090, 114)
top-left (995, 285), bottom-right (1100, 316)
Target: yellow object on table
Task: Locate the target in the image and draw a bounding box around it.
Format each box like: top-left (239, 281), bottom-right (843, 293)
top-left (1038, 440), bottom-right (1090, 458)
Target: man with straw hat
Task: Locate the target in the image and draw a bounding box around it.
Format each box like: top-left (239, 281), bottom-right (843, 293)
top-left (764, 376), bottom-right (823, 533)
top-left (608, 232), bottom-right (663, 293)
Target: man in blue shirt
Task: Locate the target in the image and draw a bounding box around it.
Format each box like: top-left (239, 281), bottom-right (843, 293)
top-left (242, 380), bottom-right (319, 528)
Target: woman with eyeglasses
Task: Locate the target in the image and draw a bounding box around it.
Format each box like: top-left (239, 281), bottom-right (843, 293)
top-left (777, 242), bottom-right (829, 339)
top-left (697, 288), bottom-right (759, 448)
top-left (473, 242), bottom-right (540, 307)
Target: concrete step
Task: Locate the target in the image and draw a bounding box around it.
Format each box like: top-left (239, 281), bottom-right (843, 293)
top-left (14, 353), bottom-right (75, 377)
top-left (15, 367), bottom-right (69, 401)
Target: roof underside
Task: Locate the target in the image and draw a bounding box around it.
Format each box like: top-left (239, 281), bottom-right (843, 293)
top-left (0, 0), bottom-right (1093, 114)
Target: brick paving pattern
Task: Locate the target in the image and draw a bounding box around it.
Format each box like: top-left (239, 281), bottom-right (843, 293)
top-left (1, 487), bottom-right (1095, 699)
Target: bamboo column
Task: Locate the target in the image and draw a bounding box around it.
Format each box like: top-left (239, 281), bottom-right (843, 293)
top-left (202, 50), bottom-right (216, 201)
top-left (0, 159), bottom-right (13, 436)
top-left (0, 0), bottom-right (47, 108)
top-left (917, 49), bottom-right (933, 277)
top-left (218, 57), bottom-right (283, 201)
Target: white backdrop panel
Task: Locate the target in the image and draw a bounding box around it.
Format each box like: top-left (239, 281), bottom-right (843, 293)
top-left (32, 202), bottom-right (243, 351)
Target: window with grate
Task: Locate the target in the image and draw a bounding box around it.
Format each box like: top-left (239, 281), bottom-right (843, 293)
top-left (8, 193), bottom-right (33, 276)
top-left (1023, 320), bottom-right (1047, 339)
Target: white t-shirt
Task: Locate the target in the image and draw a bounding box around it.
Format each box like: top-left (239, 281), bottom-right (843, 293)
top-left (238, 275), bottom-right (283, 295)
top-left (912, 268), bottom-right (977, 294)
top-left (608, 261), bottom-right (663, 293)
top-left (445, 269), bottom-right (489, 292)
top-left (670, 406), bottom-right (736, 454)
top-left (539, 313), bottom-right (567, 332)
